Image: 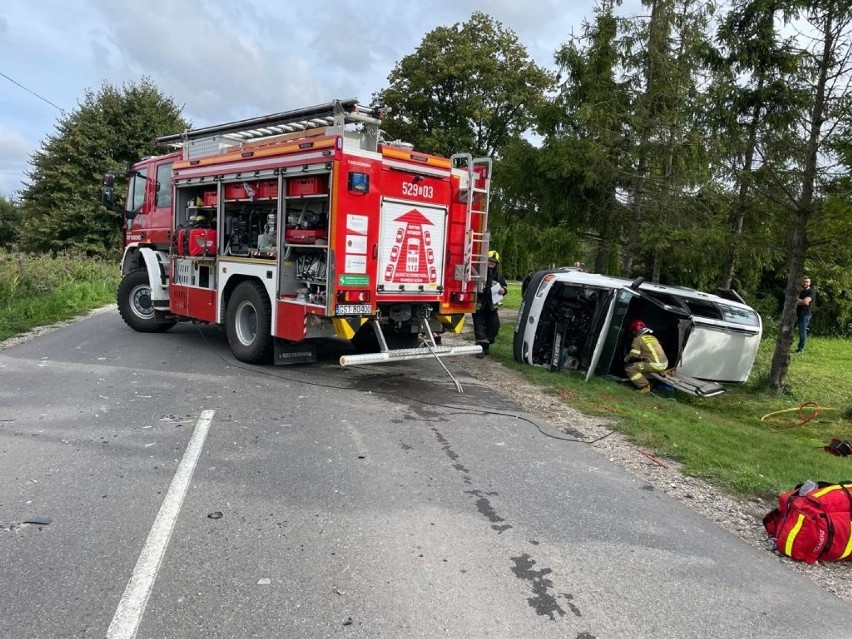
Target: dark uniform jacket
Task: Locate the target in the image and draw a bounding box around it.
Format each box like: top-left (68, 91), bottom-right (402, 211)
top-left (478, 267), bottom-right (508, 313)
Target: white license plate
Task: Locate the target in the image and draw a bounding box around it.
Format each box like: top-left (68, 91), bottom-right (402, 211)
top-left (335, 304), bottom-right (372, 315)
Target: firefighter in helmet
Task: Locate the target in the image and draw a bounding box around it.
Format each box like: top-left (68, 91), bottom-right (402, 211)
top-left (473, 249), bottom-right (508, 358)
top-left (624, 319), bottom-right (668, 393)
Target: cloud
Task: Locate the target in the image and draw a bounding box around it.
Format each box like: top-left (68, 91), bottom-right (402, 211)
top-left (86, 0), bottom-right (332, 125)
top-left (79, 0), bottom-right (578, 130)
top-left (0, 126), bottom-right (33, 196)
top-left (0, 0), bottom-right (624, 195)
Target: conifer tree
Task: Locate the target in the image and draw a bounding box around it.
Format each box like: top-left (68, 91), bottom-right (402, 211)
top-left (19, 78), bottom-right (187, 255)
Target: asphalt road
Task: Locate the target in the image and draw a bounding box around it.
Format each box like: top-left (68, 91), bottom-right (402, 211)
top-left (0, 308), bottom-right (849, 638)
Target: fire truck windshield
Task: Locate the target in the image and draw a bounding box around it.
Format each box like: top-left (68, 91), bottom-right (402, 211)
top-left (127, 168), bottom-right (148, 213)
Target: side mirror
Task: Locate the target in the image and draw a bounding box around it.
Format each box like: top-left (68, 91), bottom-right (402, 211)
top-left (101, 170), bottom-right (136, 219)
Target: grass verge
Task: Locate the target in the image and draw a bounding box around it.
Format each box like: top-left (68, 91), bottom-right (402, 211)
top-left (0, 250), bottom-right (120, 342)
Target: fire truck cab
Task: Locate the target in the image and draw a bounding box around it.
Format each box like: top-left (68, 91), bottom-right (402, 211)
top-left (103, 99), bottom-right (491, 366)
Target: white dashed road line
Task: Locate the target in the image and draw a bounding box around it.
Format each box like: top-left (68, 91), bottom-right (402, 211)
top-left (106, 409), bottom-right (215, 639)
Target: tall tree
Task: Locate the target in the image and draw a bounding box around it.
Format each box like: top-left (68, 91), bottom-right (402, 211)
top-left (709, 0), bottom-right (801, 290)
top-left (19, 78), bottom-right (187, 256)
top-left (377, 11), bottom-right (553, 158)
top-left (767, 0), bottom-right (852, 390)
top-left (620, 0), bottom-right (716, 280)
top-left (620, 0), bottom-right (678, 276)
top-left (547, 0), bottom-right (633, 274)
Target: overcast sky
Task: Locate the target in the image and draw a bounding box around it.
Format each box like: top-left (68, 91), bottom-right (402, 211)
top-left (0, 0), bottom-right (644, 197)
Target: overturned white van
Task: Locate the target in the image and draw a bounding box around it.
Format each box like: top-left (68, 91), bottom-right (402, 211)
top-left (512, 268), bottom-right (763, 396)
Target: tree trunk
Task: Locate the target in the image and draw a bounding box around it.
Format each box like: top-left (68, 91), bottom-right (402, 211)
top-left (767, 219), bottom-right (807, 391)
top-left (720, 96), bottom-right (762, 290)
top-left (594, 191), bottom-right (619, 274)
top-left (768, 7), bottom-right (835, 391)
top-left (621, 0), bottom-right (672, 278)
top-left (652, 248), bottom-right (663, 283)
top-left (622, 154), bottom-right (647, 277)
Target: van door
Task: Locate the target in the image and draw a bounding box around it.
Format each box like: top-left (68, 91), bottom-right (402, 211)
top-left (679, 320), bottom-right (761, 383)
top-left (585, 287), bottom-right (628, 381)
top-left (587, 285), bottom-right (694, 384)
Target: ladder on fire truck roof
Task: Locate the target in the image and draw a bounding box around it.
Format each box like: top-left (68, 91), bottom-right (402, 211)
top-left (451, 154), bottom-right (492, 292)
top-left (155, 98), bottom-right (384, 156)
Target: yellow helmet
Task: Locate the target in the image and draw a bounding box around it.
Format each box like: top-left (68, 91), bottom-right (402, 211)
top-left (488, 250), bottom-right (500, 262)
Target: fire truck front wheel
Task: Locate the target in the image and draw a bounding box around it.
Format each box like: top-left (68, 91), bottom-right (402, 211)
top-left (226, 281), bottom-right (273, 364)
top-left (117, 269), bottom-right (175, 333)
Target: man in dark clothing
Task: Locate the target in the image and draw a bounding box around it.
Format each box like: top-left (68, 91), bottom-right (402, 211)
top-left (796, 275), bottom-right (816, 353)
top-left (521, 270), bottom-right (534, 297)
top-left (473, 250), bottom-right (508, 358)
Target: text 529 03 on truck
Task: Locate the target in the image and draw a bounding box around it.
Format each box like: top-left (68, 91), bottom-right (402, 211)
top-left (102, 99), bottom-right (492, 367)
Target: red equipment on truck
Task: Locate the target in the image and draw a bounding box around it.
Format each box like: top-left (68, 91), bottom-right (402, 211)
top-left (102, 99), bottom-right (491, 368)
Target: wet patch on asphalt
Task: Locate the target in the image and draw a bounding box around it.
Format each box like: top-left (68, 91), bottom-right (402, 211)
top-left (433, 426), bottom-right (593, 635)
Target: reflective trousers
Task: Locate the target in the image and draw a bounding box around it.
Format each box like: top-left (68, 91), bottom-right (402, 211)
top-left (625, 360), bottom-right (668, 389)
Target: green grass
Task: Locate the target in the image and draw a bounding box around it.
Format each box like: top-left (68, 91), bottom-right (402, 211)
top-left (0, 250), bottom-right (120, 341)
top-left (496, 279), bottom-right (852, 500)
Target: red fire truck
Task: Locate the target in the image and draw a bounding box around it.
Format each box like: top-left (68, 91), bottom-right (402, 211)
top-left (102, 99), bottom-right (491, 366)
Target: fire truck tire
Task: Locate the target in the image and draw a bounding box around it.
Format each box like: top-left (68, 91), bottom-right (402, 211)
top-left (117, 269), bottom-right (175, 333)
top-left (226, 281), bottom-right (273, 364)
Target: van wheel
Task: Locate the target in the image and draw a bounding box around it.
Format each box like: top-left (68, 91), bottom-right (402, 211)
top-left (226, 281), bottom-right (273, 364)
top-left (117, 269), bottom-right (175, 333)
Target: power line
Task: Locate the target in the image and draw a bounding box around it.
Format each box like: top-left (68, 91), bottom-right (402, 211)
top-left (0, 70), bottom-right (65, 113)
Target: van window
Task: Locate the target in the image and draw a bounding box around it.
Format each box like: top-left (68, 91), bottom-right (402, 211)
top-left (718, 303), bottom-right (760, 327)
top-left (682, 299), bottom-right (723, 320)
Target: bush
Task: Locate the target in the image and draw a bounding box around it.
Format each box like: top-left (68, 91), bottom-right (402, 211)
top-left (0, 250), bottom-right (120, 341)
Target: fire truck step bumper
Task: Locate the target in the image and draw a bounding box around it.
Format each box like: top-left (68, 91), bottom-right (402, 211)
top-left (339, 344), bottom-right (482, 366)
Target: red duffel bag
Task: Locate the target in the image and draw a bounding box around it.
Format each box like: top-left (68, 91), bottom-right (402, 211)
top-left (763, 481), bottom-right (852, 564)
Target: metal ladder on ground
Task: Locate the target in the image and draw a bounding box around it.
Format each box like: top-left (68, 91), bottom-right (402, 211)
top-left (450, 154), bottom-right (492, 292)
top-left (156, 98), bottom-right (385, 157)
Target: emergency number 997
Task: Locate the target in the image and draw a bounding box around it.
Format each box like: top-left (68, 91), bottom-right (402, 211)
top-left (402, 181), bottom-right (434, 199)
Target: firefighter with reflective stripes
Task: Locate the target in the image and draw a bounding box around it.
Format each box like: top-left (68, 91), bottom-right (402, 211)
top-left (624, 319), bottom-right (668, 394)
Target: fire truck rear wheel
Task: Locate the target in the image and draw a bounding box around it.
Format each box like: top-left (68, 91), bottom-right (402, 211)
top-left (226, 281), bottom-right (273, 364)
top-left (117, 268), bottom-right (175, 333)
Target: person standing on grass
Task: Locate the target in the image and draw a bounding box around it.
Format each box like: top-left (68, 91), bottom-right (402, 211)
top-left (796, 275), bottom-right (816, 353)
top-left (473, 250), bottom-right (507, 358)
